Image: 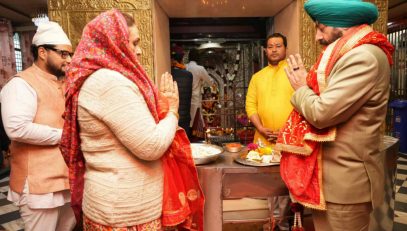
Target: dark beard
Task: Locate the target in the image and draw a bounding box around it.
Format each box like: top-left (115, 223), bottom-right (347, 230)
top-left (319, 30), bottom-right (343, 46)
top-left (48, 64), bottom-right (65, 77)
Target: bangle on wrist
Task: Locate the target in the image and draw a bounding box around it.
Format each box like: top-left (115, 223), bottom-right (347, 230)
top-left (169, 110), bottom-right (179, 120)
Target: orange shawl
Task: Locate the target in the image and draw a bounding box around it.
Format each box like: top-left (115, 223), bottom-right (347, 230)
top-left (171, 60), bottom-right (186, 70)
top-left (275, 24), bottom-right (394, 210)
top-left (60, 9), bottom-right (204, 229)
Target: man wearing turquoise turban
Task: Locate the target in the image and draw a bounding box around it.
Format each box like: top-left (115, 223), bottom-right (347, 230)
top-left (304, 0), bottom-right (379, 28)
top-left (274, 0), bottom-right (395, 230)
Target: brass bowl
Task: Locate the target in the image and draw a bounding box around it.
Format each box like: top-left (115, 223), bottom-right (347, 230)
top-left (224, 142), bottom-right (243, 153)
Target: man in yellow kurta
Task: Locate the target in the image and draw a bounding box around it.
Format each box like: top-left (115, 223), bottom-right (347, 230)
top-left (246, 33), bottom-right (294, 146)
top-left (245, 33), bottom-right (294, 230)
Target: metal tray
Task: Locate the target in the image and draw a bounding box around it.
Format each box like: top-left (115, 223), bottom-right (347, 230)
top-left (191, 143), bottom-right (223, 165)
top-left (234, 157), bottom-right (280, 167)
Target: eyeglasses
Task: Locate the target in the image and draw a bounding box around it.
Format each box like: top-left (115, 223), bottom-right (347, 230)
top-left (43, 47), bottom-right (74, 59)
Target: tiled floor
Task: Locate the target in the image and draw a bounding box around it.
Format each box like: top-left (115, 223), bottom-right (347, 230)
top-left (0, 176), bottom-right (23, 231)
top-left (394, 156), bottom-right (407, 231)
top-left (0, 157), bottom-right (407, 231)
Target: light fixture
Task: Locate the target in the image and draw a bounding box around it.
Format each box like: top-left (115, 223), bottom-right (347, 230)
top-left (198, 41), bottom-right (223, 50)
top-left (31, 8), bottom-right (49, 26)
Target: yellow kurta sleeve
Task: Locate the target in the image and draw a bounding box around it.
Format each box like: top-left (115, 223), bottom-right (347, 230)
top-left (246, 74), bottom-right (258, 118)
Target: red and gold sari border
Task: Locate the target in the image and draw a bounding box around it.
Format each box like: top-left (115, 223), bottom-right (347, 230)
top-left (303, 128), bottom-right (336, 142)
top-left (275, 143), bottom-right (313, 156)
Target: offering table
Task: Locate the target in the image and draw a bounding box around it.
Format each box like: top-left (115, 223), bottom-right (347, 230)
top-left (196, 150), bottom-right (288, 231)
top-left (195, 135), bottom-right (399, 231)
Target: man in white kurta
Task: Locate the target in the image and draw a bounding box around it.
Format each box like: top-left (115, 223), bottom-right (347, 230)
top-left (186, 48), bottom-right (213, 128)
top-left (1, 22), bottom-right (75, 231)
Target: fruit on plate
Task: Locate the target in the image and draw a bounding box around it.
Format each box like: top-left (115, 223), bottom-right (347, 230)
top-left (246, 151), bottom-right (281, 163)
top-left (258, 146), bottom-right (272, 155)
top-left (246, 150), bottom-right (262, 161)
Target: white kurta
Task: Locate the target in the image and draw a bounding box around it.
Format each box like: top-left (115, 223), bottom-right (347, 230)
top-left (186, 61), bottom-right (213, 126)
top-left (1, 77), bottom-right (70, 208)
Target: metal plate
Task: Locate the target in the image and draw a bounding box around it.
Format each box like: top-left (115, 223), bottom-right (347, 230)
top-left (191, 143), bottom-right (223, 165)
top-left (234, 157), bottom-right (280, 167)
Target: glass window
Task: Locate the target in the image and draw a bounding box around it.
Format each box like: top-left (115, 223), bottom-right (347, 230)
top-left (13, 32), bottom-right (22, 72)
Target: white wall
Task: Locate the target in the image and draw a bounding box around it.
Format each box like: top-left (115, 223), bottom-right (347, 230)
top-left (153, 0), bottom-right (171, 84)
top-left (274, 0), bottom-right (300, 56)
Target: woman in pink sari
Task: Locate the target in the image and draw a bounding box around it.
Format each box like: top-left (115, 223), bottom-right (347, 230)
top-left (60, 9), bottom-right (204, 230)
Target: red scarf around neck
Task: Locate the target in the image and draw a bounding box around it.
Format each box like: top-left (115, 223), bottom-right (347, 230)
top-left (60, 9), bottom-right (204, 229)
top-left (172, 60), bottom-right (186, 69)
top-left (275, 24), bottom-right (394, 210)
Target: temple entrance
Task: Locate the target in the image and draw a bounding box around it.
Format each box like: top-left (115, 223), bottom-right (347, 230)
top-left (170, 18), bottom-right (267, 143)
top-left (157, 0), bottom-right (296, 143)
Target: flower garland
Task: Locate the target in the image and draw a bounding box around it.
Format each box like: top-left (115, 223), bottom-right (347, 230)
top-left (171, 60), bottom-right (186, 69)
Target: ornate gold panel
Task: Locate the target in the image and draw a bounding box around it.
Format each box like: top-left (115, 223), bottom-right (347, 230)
top-left (299, 0), bottom-right (389, 69)
top-left (48, 0), bottom-right (154, 78)
top-left (299, 0), bottom-right (317, 70)
top-left (367, 0), bottom-right (388, 34)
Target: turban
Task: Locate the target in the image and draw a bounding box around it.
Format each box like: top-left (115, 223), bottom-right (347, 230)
top-left (32, 21), bottom-right (71, 46)
top-left (171, 44), bottom-right (185, 61)
top-left (171, 44), bottom-right (184, 57)
top-left (304, 0), bottom-right (378, 28)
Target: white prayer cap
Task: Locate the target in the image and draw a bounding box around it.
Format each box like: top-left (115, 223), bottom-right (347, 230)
top-left (32, 21), bottom-right (72, 46)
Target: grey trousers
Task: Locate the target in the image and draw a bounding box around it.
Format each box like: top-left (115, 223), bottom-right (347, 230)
top-left (312, 202), bottom-right (372, 231)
